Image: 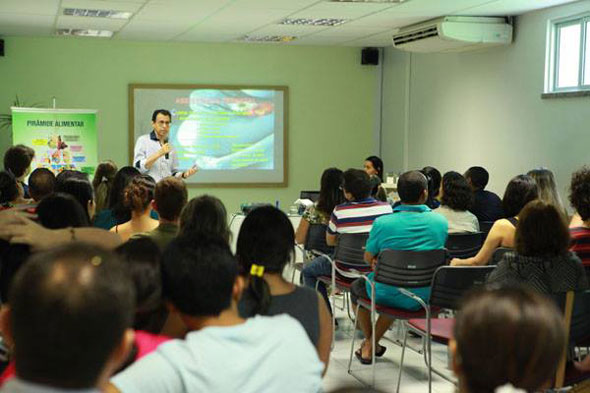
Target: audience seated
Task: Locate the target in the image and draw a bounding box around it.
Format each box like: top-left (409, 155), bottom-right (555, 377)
top-left (364, 156), bottom-right (387, 202)
top-left (132, 177), bottom-right (187, 250)
top-left (3, 145), bottom-right (34, 199)
top-left (236, 205), bottom-right (332, 371)
top-left (295, 167), bottom-right (344, 246)
top-left (36, 193), bottom-right (90, 228)
top-left (527, 168), bottom-right (569, 222)
top-left (108, 235), bottom-right (323, 393)
top-left (0, 243), bottom-right (135, 393)
top-left (451, 287), bottom-right (566, 393)
top-left (422, 166), bottom-right (442, 204)
top-left (465, 166), bottom-right (505, 222)
top-left (94, 166), bottom-right (141, 229)
top-left (178, 195), bottom-right (230, 243)
top-left (110, 175), bottom-right (158, 242)
top-left (452, 175), bottom-right (538, 266)
top-left (568, 167), bottom-right (590, 266)
top-left (487, 200), bottom-right (588, 293)
top-left (27, 168), bottom-right (55, 202)
top-left (435, 171), bottom-right (479, 233)
top-left (56, 173), bottom-right (95, 222)
top-left (0, 172), bottom-right (26, 208)
top-left (350, 170), bottom-right (448, 364)
top-left (92, 160), bottom-right (118, 216)
top-left (302, 169), bottom-right (392, 315)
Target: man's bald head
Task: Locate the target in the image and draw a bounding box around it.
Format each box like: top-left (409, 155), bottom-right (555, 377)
top-left (8, 243), bottom-right (134, 389)
top-left (398, 170), bottom-right (428, 204)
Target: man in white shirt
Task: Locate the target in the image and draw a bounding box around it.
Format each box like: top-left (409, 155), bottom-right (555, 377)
top-left (107, 235), bottom-right (323, 393)
top-left (133, 109), bottom-right (197, 183)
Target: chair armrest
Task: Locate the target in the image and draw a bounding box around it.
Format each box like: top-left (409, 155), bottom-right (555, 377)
top-left (313, 251), bottom-right (364, 280)
top-left (398, 287), bottom-right (428, 310)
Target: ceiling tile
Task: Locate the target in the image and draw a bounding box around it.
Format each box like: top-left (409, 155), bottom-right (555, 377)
top-left (345, 14), bottom-right (426, 28)
top-left (248, 24), bottom-right (329, 37)
top-left (133, 2), bottom-right (226, 22)
top-left (60, 0), bottom-right (143, 12)
top-left (232, 0), bottom-right (321, 10)
top-left (116, 20), bottom-right (194, 40)
top-left (56, 15), bottom-right (128, 30)
top-left (457, 0), bottom-right (580, 16)
top-left (0, 13), bottom-right (55, 36)
top-left (0, 0), bottom-right (60, 15)
top-left (289, 1), bottom-right (394, 19)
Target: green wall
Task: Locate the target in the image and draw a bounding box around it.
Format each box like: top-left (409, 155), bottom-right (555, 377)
top-left (0, 37), bottom-right (376, 213)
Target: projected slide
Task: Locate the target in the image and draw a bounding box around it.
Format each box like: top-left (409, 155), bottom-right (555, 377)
top-left (130, 84), bottom-right (287, 186)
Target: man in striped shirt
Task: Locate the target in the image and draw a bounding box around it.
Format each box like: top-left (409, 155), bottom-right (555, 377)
top-left (302, 169), bottom-right (392, 314)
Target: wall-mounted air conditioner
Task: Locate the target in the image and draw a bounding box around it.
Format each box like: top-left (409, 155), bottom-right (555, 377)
top-left (392, 16), bottom-right (513, 53)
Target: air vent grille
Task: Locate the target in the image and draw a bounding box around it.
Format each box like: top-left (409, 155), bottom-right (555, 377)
top-left (393, 26), bottom-right (438, 45)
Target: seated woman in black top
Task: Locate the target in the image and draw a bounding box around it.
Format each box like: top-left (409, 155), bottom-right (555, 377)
top-left (237, 206), bottom-right (332, 374)
top-left (487, 200), bottom-right (588, 294)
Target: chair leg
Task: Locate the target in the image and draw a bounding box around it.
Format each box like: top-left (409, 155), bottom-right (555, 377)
top-left (348, 302), bottom-right (362, 374)
top-left (346, 293), bottom-right (355, 323)
top-left (396, 322), bottom-right (409, 393)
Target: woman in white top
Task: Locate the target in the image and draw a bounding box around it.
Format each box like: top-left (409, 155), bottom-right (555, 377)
top-left (436, 171), bottom-right (479, 233)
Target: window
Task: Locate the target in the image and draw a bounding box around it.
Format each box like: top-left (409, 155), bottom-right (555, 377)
top-left (548, 15), bottom-right (590, 93)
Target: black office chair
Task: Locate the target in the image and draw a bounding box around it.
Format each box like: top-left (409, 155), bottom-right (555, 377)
top-left (299, 190), bottom-right (320, 202)
top-left (350, 249), bottom-right (447, 389)
top-left (292, 223), bottom-right (333, 283)
top-left (445, 232), bottom-right (483, 259)
top-left (398, 266), bottom-right (496, 392)
top-left (478, 220), bottom-right (495, 242)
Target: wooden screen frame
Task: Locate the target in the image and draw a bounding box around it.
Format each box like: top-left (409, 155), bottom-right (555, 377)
top-left (128, 83), bottom-right (289, 188)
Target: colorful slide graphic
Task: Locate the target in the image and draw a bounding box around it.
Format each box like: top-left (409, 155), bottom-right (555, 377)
top-left (11, 108), bottom-right (98, 176)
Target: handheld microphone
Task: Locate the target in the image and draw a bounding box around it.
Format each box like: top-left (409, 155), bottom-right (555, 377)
top-left (164, 138), bottom-right (169, 159)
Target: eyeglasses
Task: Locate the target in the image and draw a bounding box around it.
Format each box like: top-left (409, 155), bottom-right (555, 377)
top-left (156, 121), bottom-right (171, 126)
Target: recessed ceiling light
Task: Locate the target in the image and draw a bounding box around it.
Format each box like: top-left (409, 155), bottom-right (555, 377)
top-left (56, 29), bottom-right (114, 38)
top-left (63, 8), bottom-right (133, 19)
top-left (279, 18), bottom-right (347, 27)
top-left (238, 35), bottom-right (297, 43)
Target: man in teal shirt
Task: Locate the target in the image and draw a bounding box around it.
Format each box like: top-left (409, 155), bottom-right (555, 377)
top-left (351, 170), bottom-right (448, 364)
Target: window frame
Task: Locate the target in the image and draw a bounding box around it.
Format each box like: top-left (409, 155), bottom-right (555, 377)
top-left (548, 14), bottom-right (590, 93)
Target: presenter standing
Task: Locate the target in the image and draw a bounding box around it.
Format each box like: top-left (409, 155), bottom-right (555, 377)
top-left (134, 109), bottom-right (198, 183)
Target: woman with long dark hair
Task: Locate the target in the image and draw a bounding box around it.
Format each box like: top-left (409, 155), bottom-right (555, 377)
top-left (436, 171), bottom-right (478, 233)
top-left (237, 206), bottom-right (331, 373)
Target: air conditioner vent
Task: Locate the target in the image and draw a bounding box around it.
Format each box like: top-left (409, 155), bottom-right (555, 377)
top-left (393, 26), bottom-right (438, 45)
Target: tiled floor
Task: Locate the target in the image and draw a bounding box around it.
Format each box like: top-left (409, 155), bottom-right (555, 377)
top-left (321, 296), bottom-right (457, 393)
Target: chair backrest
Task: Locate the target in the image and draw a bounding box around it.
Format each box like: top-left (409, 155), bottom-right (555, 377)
top-left (374, 249), bottom-right (447, 288)
top-left (553, 289), bottom-right (590, 347)
top-left (333, 232), bottom-right (370, 270)
top-left (299, 190), bottom-right (320, 202)
top-left (490, 247), bottom-right (512, 265)
top-left (445, 232), bottom-right (483, 259)
top-left (429, 266), bottom-right (496, 310)
top-left (304, 223), bottom-right (333, 256)
top-left (478, 220), bottom-right (495, 241)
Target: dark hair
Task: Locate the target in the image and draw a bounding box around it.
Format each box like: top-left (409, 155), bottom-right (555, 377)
top-left (124, 175), bottom-right (156, 213)
top-left (9, 243), bottom-right (134, 389)
top-left (422, 166), bottom-right (442, 198)
top-left (342, 168), bottom-right (372, 201)
top-left (116, 238), bottom-right (166, 333)
top-left (57, 176), bottom-right (94, 222)
top-left (151, 109), bottom-right (172, 122)
top-left (155, 177), bottom-right (187, 221)
top-left (397, 170), bottom-right (427, 204)
top-left (28, 168), bottom-right (56, 202)
top-left (465, 166), bottom-right (489, 190)
top-left (364, 156), bottom-right (384, 182)
top-left (162, 235), bottom-right (237, 317)
top-left (419, 169), bottom-right (439, 209)
top-left (55, 170), bottom-right (87, 189)
top-left (3, 144), bottom-right (34, 178)
top-left (36, 193), bottom-right (90, 229)
top-left (316, 168), bottom-right (345, 217)
top-left (108, 166), bottom-right (141, 223)
top-left (179, 195), bottom-right (230, 243)
top-left (454, 287), bottom-right (565, 393)
top-left (236, 206), bottom-right (294, 315)
top-left (569, 166), bottom-right (590, 221)
top-left (92, 161), bottom-right (118, 214)
top-left (0, 170), bottom-right (19, 204)
top-left (441, 171), bottom-right (473, 211)
top-left (502, 175), bottom-right (538, 218)
top-left (515, 200), bottom-right (570, 257)
top-left (0, 241), bottom-right (31, 304)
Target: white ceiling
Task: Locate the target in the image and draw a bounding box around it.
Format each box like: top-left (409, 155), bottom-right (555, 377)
top-left (0, 0), bottom-right (581, 46)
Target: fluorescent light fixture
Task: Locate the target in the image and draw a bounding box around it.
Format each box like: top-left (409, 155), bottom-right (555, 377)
top-left (56, 29), bottom-right (114, 37)
top-left (279, 18), bottom-right (347, 27)
top-left (63, 8), bottom-right (133, 19)
top-left (329, 0), bottom-right (405, 3)
top-left (238, 35), bottom-right (297, 43)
